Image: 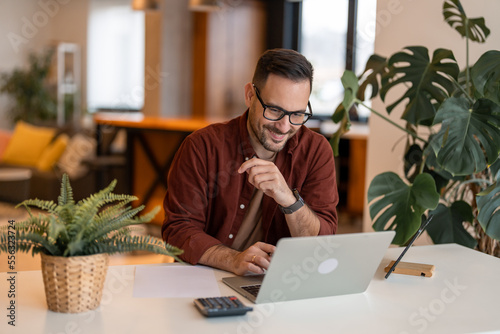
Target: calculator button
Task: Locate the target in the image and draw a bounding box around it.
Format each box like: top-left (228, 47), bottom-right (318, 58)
top-left (194, 296), bottom-right (253, 317)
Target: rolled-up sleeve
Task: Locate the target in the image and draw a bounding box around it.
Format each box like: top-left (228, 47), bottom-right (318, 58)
top-left (162, 137), bottom-right (221, 264)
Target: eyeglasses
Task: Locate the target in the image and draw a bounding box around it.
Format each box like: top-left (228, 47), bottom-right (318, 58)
top-left (253, 84), bottom-right (313, 125)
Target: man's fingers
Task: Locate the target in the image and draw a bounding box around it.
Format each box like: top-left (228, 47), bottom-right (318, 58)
top-left (254, 242), bottom-right (276, 269)
top-left (246, 255), bottom-right (269, 274)
top-left (237, 158), bottom-right (258, 174)
top-left (245, 166), bottom-right (282, 192)
top-left (252, 254), bottom-right (271, 269)
top-left (238, 157), bottom-right (272, 174)
top-left (238, 242), bottom-right (276, 275)
top-left (247, 262), bottom-right (266, 274)
top-left (254, 241), bottom-right (276, 254)
top-left (247, 173), bottom-right (274, 190)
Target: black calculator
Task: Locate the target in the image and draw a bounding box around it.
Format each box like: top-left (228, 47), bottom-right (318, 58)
top-left (194, 296), bottom-right (253, 317)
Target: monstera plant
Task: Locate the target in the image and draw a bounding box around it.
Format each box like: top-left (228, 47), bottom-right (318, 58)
top-left (332, 0), bottom-right (500, 256)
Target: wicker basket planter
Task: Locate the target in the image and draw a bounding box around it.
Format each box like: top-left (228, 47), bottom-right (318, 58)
top-left (0, 175), bottom-right (183, 314)
top-left (40, 253), bottom-right (109, 313)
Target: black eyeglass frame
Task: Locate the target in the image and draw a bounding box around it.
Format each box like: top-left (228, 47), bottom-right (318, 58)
top-left (252, 84), bottom-right (313, 125)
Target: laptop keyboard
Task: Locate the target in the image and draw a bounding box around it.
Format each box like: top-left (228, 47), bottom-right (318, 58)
top-left (241, 284), bottom-right (261, 297)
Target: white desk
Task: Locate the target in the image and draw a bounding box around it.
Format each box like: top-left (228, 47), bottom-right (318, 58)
top-left (2, 244), bottom-right (500, 334)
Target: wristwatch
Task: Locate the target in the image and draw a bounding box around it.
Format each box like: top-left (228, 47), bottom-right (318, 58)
top-left (279, 189), bottom-right (305, 214)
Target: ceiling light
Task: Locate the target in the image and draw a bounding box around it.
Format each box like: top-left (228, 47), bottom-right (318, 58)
top-left (188, 0), bottom-right (223, 12)
top-left (132, 0), bottom-right (159, 11)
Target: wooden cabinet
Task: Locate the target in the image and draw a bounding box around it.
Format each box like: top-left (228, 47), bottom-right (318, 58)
top-left (191, 1), bottom-right (267, 119)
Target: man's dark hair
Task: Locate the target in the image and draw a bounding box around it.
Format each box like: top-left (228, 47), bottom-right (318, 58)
top-left (252, 48), bottom-right (314, 93)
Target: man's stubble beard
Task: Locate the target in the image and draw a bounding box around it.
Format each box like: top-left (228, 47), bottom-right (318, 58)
top-left (259, 124), bottom-right (293, 153)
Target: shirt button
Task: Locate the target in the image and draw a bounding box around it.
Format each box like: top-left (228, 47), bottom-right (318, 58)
top-left (245, 157), bottom-right (250, 161)
top-left (229, 234), bottom-right (234, 239)
top-left (240, 204), bottom-right (245, 209)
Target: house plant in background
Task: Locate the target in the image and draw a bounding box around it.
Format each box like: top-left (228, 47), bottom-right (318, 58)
top-left (0, 174), bottom-right (183, 313)
top-left (0, 48), bottom-right (57, 125)
top-left (331, 0), bottom-right (500, 256)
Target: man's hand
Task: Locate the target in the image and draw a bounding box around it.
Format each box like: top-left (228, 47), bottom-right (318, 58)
top-left (238, 157), bottom-right (321, 237)
top-left (238, 157), bottom-right (296, 207)
top-left (199, 242), bottom-right (276, 276)
top-left (232, 242), bottom-right (276, 275)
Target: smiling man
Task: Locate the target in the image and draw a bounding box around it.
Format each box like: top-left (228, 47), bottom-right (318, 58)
top-left (162, 49), bottom-right (339, 275)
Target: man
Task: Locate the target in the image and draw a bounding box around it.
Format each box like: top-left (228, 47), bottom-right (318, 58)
top-left (162, 48), bottom-right (338, 276)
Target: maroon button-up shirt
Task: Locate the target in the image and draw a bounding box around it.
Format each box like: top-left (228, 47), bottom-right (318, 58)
top-left (162, 111), bottom-right (339, 264)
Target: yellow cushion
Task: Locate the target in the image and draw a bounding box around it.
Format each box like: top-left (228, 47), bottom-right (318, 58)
top-left (0, 130), bottom-right (12, 160)
top-left (1, 121), bottom-right (56, 167)
top-left (36, 134), bottom-right (69, 171)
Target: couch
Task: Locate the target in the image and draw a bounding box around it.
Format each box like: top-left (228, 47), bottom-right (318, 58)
top-left (0, 121), bottom-right (97, 203)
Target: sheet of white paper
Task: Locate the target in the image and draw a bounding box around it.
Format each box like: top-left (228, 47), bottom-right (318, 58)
top-left (133, 265), bottom-right (221, 298)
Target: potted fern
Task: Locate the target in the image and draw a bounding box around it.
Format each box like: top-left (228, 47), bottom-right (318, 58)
top-left (0, 174), bottom-right (183, 313)
top-left (331, 0), bottom-right (500, 255)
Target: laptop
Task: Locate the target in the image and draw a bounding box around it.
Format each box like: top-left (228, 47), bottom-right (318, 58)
top-left (222, 231), bottom-right (395, 304)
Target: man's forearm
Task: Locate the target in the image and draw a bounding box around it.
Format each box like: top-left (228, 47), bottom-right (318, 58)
top-left (198, 242), bottom-right (275, 276)
top-left (285, 204), bottom-right (321, 237)
top-left (198, 244), bottom-right (239, 273)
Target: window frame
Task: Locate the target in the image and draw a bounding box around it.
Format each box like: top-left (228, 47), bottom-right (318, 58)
top-left (266, 0), bottom-right (360, 121)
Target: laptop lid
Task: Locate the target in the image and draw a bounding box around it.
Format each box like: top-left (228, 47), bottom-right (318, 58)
top-left (222, 231), bottom-right (395, 304)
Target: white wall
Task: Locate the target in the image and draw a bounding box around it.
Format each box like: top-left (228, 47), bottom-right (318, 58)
top-left (0, 0), bottom-right (51, 129)
top-left (0, 0), bottom-right (195, 125)
top-left (363, 0), bottom-right (500, 234)
top-left (0, 0), bottom-right (89, 130)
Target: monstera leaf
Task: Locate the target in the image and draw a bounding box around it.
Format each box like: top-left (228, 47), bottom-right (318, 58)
top-left (380, 47), bottom-right (460, 125)
top-left (340, 70), bottom-right (358, 114)
top-left (427, 202), bottom-right (477, 248)
top-left (330, 71), bottom-right (359, 156)
top-left (332, 70), bottom-right (359, 125)
top-left (404, 144), bottom-right (423, 182)
top-left (490, 155), bottom-right (500, 177)
top-left (357, 54), bottom-right (387, 101)
top-left (368, 172), bottom-right (440, 245)
top-left (477, 170), bottom-right (500, 240)
top-left (471, 50), bottom-right (500, 106)
top-left (443, 0), bottom-right (490, 43)
top-left (331, 57), bottom-right (389, 156)
top-left (329, 106), bottom-right (350, 157)
top-left (429, 97), bottom-right (500, 176)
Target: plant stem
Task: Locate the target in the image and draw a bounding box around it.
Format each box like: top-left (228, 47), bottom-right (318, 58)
top-left (357, 100), bottom-right (427, 143)
top-left (465, 17), bottom-right (471, 96)
top-left (458, 178), bottom-right (492, 188)
top-left (450, 76), bottom-right (474, 104)
top-left (443, 180), bottom-right (460, 203)
top-left (419, 154), bottom-right (427, 175)
top-left (449, 176), bottom-right (490, 203)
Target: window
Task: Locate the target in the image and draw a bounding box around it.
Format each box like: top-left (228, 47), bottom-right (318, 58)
top-left (300, 0), bottom-right (376, 120)
top-left (87, 0), bottom-right (145, 112)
